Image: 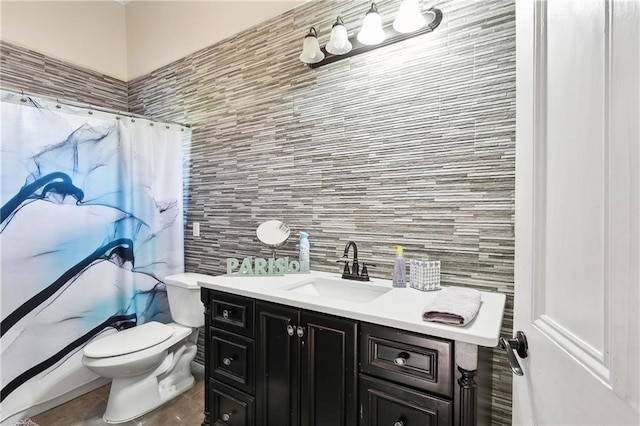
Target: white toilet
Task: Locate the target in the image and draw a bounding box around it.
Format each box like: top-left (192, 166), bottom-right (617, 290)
top-left (82, 273), bottom-right (211, 424)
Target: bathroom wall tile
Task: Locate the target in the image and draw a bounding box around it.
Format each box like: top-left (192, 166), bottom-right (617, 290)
top-left (128, 1), bottom-right (515, 424)
top-left (0, 41), bottom-right (128, 110)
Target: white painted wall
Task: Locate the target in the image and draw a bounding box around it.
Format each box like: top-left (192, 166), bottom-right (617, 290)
top-left (0, 1), bottom-right (128, 80)
top-left (126, 1), bottom-right (304, 80)
top-left (0, 1), bottom-right (304, 81)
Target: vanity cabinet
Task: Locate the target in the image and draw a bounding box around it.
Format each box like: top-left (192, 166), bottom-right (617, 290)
top-left (201, 287), bottom-right (491, 426)
top-left (201, 289), bottom-right (357, 426)
top-left (256, 301), bottom-right (358, 426)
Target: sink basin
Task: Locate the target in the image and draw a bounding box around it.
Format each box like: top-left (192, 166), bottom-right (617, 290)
top-left (281, 277), bottom-right (391, 304)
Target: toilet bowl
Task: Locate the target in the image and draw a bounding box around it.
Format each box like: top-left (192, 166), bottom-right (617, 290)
top-left (82, 273), bottom-right (212, 424)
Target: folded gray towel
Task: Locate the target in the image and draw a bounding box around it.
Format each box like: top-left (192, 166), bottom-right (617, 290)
top-left (422, 286), bottom-right (481, 326)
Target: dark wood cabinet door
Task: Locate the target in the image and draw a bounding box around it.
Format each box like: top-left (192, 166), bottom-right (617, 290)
top-left (360, 374), bottom-right (453, 426)
top-left (300, 311), bottom-right (358, 426)
top-left (256, 302), bottom-right (300, 426)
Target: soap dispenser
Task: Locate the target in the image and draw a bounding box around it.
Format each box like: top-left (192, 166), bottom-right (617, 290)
top-left (392, 245), bottom-right (406, 288)
top-left (299, 231), bottom-right (310, 272)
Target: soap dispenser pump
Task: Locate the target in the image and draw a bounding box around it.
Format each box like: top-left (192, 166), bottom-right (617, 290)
top-left (299, 231), bottom-right (310, 272)
top-left (392, 245), bottom-right (406, 288)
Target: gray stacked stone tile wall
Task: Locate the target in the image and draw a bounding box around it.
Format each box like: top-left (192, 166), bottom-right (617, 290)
top-left (1, 0), bottom-right (515, 423)
top-left (1, 40), bottom-right (128, 110)
top-left (128, 1), bottom-right (515, 424)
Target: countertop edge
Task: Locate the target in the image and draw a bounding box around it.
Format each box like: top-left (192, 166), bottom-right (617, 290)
top-left (196, 272), bottom-right (506, 348)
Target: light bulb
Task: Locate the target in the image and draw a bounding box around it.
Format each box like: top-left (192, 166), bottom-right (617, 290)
top-left (393, 0), bottom-right (426, 33)
top-left (299, 27), bottom-right (325, 64)
top-left (326, 17), bottom-right (352, 55)
top-left (357, 3), bottom-right (385, 46)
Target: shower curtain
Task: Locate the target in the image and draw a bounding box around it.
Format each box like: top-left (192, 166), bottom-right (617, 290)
top-left (0, 91), bottom-right (187, 422)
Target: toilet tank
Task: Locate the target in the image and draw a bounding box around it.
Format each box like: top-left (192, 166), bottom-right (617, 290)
top-left (164, 273), bottom-right (211, 327)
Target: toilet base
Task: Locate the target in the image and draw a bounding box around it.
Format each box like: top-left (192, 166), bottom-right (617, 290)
top-left (103, 342), bottom-right (197, 424)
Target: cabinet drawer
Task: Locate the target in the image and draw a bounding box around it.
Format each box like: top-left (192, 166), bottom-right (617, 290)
top-left (360, 374), bottom-right (452, 426)
top-left (210, 291), bottom-right (255, 338)
top-left (360, 323), bottom-right (453, 398)
top-left (210, 379), bottom-right (255, 426)
top-left (211, 328), bottom-right (254, 394)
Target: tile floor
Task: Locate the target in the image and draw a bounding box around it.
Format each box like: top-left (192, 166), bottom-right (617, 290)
top-left (29, 372), bottom-right (204, 426)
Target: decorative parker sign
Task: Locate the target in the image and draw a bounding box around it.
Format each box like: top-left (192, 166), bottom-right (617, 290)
top-left (226, 257), bottom-right (310, 276)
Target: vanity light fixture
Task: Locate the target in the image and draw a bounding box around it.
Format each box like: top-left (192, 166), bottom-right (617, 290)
top-left (298, 27), bottom-right (325, 64)
top-left (326, 17), bottom-right (353, 55)
top-left (393, 0), bottom-right (427, 33)
top-left (299, 1), bottom-right (443, 69)
top-left (357, 3), bottom-right (386, 45)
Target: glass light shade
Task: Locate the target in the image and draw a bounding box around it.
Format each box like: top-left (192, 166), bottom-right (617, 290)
top-left (326, 18), bottom-right (352, 55)
top-left (299, 27), bottom-right (325, 64)
top-left (357, 3), bottom-right (385, 46)
top-left (393, 0), bottom-right (426, 33)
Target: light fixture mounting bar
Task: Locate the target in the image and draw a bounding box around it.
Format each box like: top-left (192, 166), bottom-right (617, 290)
top-left (308, 7), bottom-right (443, 69)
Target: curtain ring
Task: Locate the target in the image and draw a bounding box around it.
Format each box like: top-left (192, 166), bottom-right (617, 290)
top-left (88, 105), bottom-right (93, 115)
top-left (20, 89), bottom-right (27, 103)
top-left (55, 99), bottom-right (61, 109)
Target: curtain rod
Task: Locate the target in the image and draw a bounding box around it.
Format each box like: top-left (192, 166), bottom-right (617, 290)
top-left (1, 87), bottom-right (191, 129)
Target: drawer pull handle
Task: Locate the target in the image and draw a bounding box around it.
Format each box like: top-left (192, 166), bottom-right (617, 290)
top-left (222, 309), bottom-right (230, 319)
top-left (222, 413), bottom-right (231, 421)
top-left (287, 324), bottom-right (295, 336)
top-left (297, 326), bottom-right (305, 338)
top-left (222, 357), bottom-right (233, 366)
top-left (393, 352), bottom-right (410, 366)
top-left (394, 422), bottom-right (404, 426)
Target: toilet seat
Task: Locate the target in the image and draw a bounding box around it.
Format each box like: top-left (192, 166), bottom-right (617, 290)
top-left (84, 322), bottom-right (174, 358)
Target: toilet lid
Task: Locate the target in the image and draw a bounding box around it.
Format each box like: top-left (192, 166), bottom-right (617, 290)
top-left (83, 322), bottom-right (174, 358)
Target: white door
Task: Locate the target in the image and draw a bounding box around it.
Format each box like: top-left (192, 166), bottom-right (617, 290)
top-left (514, 0), bottom-right (640, 424)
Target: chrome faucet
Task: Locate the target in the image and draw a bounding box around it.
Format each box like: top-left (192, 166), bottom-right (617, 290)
top-left (338, 241), bottom-right (373, 281)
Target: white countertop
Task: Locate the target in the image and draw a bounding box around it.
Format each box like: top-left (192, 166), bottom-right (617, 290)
top-left (196, 270), bottom-right (506, 347)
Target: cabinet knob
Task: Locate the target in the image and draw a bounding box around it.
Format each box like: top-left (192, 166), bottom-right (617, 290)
top-left (222, 309), bottom-right (230, 319)
top-left (297, 326), bottom-right (305, 338)
top-left (287, 324), bottom-right (295, 336)
top-left (393, 352), bottom-right (410, 366)
top-left (222, 357), bottom-right (233, 366)
top-left (393, 422), bottom-right (404, 426)
top-left (221, 413), bottom-right (231, 421)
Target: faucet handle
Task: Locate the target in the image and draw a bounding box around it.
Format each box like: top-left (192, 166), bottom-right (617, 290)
top-left (361, 262), bottom-right (376, 281)
top-left (337, 258), bottom-right (351, 276)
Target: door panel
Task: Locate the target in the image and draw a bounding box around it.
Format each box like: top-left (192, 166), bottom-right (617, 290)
top-left (514, 0), bottom-right (639, 424)
top-left (544, 0), bottom-right (606, 355)
top-left (255, 302), bottom-right (300, 426)
top-left (300, 311), bottom-right (357, 426)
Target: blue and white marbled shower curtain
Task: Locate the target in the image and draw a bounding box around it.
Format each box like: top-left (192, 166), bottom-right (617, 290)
top-left (0, 92), bottom-right (186, 421)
